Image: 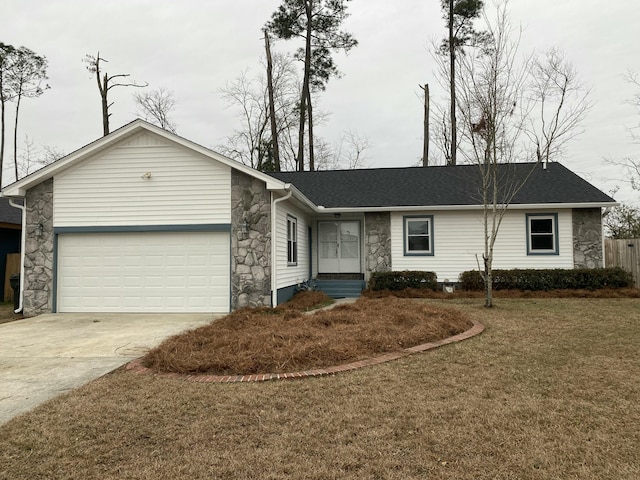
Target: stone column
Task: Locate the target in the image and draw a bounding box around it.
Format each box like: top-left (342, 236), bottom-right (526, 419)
top-left (573, 208), bottom-right (603, 268)
top-left (364, 212), bottom-right (392, 282)
top-left (230, 170), bottom-right (272, 309)
top-left (23, 178), bottom-right (54, 316)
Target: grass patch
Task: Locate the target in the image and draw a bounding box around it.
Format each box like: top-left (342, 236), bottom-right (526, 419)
top-left (141, 295), bottom-right (472, 375)
top-left (0, 298), bottom-right (638, 479)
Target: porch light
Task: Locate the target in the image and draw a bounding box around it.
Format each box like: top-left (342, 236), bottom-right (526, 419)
top-left (35, 223), bottom-right (44, 238)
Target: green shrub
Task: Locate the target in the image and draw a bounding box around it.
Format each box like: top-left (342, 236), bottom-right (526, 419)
top-left (369, 271), bottom-right (438, 291)
top-left (459, 267), bottom-right (634, 291)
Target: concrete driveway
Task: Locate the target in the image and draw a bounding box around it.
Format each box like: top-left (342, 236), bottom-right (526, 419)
top-left (0, 312), bottom-right (220, 425)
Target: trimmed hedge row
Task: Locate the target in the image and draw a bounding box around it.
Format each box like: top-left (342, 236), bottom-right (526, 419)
top-left (369, 271), bottom-right (438, 291)
top-left (459, 267), bottom-right (634, 291)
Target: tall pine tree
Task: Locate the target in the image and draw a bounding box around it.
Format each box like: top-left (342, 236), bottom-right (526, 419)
top-left (266, 0), bottom-right (357, 171)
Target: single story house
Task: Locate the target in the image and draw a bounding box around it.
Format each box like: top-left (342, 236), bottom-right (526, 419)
top-left (0, 197), bottom-right (22, 301)
top-left (0, 120), bottom-right (616, 316)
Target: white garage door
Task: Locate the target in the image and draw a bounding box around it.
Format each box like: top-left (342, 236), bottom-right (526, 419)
top-left (57, 231), bottom-right (230, 313)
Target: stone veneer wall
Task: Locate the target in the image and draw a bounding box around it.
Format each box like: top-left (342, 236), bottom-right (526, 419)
top-left (23, 178), bottom-right (54, 317)
top-left (364, 212), bottom-right (392, 282)
top-left (573, 208), bottom-right (603, 268)
top-left (230, 170), bottom-right (272, 309)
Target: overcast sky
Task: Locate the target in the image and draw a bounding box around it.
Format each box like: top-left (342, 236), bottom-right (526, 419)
top-left (2, 0), bottom-right (639, 204)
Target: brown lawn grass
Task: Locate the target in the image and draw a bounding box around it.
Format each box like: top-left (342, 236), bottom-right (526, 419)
top-left (0, 298), bottom-right (639, 479)
top-left (142, 293), bottom-right (472, 375)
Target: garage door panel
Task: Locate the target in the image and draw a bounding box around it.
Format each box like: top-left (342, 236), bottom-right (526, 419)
top-left (58, 232), bottom-right (230, 313)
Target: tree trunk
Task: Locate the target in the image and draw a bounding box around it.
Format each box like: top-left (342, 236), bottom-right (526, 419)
top-left (101, 73), bottom-right (109, 136)
top-left (422, 83), bottom-right (429, 167)
top-left (484, 257), bottom-right (493, 308)
top-left (296, 0), bottom-right (313, 171)
top-left (12, 95), bottom-right (20, 181)
top-left (264, 31), bottom-right (281, 172)
top-left (0, 95), bottom-right (5, 188)
top-left (307, 87), bottom-right (314, 171)
top-left (448, 0), bottom-right (457, 166)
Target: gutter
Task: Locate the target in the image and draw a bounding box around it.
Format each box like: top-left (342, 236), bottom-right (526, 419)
top-left (8, 199), bottom-right (25, 314)
top-left (270, 185), bottom-right (293, 307)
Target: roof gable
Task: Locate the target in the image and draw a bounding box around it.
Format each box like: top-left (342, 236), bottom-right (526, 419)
top-left (269, 163), bottom-right (616, 209)
top-left (0, 119), bottom-right (286, 197)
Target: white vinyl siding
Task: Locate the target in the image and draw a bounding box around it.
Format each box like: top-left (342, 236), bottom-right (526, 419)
top-left (54, 131), bottom-right (231, 227)
top-left (391, 209), bottom-right (573, 282)
top-left (57, 231), bottom-right (230, 313)
top-left (275, 199), bottom-right (310, 289)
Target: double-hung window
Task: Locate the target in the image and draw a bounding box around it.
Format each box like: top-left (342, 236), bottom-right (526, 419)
top-left (527, 213), bottom-right (558, 255)
top-left (287, 215), bottom-right (298, 265)
top-left (404, 216), bottom-right (434, 255)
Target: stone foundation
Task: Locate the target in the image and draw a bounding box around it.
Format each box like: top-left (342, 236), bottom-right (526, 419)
top-left (573, 208), bottom-right (603, 268)
top-left (23, 178), bottom-right (54, 317)
top-left (364, 212), bottom-right (392, 282)
top-left (230, 170), bottom-right (272, 309)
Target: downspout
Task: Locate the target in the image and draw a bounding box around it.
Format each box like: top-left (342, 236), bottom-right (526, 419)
top-left (9, 199), bottom-right (25, 314)
top-left (270, 186), bottom-right (292, 307)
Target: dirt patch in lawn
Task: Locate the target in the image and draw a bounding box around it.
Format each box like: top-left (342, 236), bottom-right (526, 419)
top-left (142, 293), bottom-right (472, 376)
top-left (0, 302), bottom-right (22, 325)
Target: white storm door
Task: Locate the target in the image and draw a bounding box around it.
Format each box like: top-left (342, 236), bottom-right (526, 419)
top-left (318, 221), bottom-right (360, 273)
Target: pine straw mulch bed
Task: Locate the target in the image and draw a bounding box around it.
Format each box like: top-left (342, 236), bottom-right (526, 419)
top-left (363, 287), bottom-right (640, 299)
top-left (141, 291), bottom-right (473, 376)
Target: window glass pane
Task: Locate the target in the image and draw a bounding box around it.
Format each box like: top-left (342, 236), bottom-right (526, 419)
top-left (408, 236), bottom-right (430, 252)
top-left (341, 241), bottom-right (358, 258)
top-left (530, 218), bottom-right (552, 234)
top-left (531, 234), bottom-right (554, 250)
top-left (320, 243), bottom-right (337, 259)
top-left (318, 223), bottom-right (337, 243)
top-left (408, 220), bottom-right (429, 235)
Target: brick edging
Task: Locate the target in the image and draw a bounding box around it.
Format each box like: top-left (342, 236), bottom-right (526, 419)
top-left (125, 320), bottom-right (484, 383)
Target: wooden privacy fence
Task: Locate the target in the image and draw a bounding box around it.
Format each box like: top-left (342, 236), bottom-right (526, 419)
top-left (605, 238), bottom-right (640, 288)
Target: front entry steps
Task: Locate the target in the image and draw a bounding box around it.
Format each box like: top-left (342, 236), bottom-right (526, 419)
top-left (315, 278), bottom-right (366, 299)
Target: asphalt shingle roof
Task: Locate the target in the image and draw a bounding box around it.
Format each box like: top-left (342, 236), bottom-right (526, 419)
top-left (269, 162), bottom-right (615, 208)
top-left (0, 198), bottom-right (21, 224)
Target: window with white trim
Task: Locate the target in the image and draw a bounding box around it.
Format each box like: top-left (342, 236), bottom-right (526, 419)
top-left (287, 215), bottom-right (298, 265)
top-left (404, 216), bottom-right (434, 255)
top-left (527, 214), bottom-right (558, 254)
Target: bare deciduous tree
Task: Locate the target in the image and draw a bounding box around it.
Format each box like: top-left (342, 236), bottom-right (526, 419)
top-left (84, 52), bottom-right (147, 136)
top-left (604, 203), bottom-right (640, 239)
top-left (134, 88), bottom-right (177, 133)
top-left (17, 134), bottom-right (63, 178)
top-left (316, 130), bottom-right (370, 170)
top-left (453, 1), bottom-right (590, 307)
top-left (606, 70), bottom-right (640, 191)
top-left (526, 48), bottom-right (592, 165)
top-left (218, 54), bottom-right (300, 172)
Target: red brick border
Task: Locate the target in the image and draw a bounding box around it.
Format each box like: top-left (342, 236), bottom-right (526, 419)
top-left (125, 319), bottom-right (484, 383)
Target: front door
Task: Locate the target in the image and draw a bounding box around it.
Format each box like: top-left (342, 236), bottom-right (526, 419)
top-left (318, 221), bottom-right (360, 273)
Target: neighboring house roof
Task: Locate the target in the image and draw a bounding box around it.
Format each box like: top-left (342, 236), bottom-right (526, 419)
top-left (0, 198), bottom-right (21, 225)
top-left (269, 162), bottom-right (616, 209)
